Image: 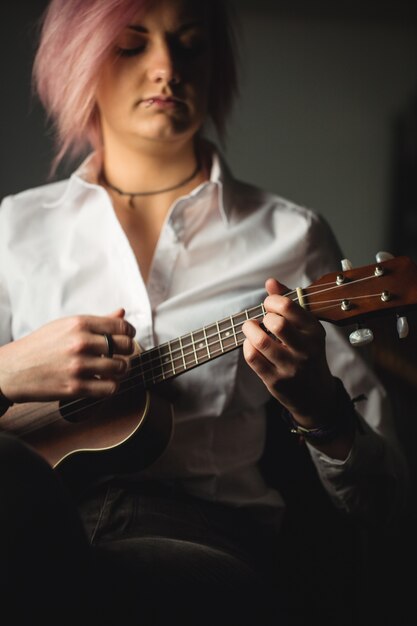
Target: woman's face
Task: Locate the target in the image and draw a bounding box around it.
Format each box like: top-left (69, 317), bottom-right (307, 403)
top-left (96, 0), bottom-right (212, 150)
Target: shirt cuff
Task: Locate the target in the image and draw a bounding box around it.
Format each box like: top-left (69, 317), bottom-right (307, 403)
top-left (307, 413), bottom-right (385, 476)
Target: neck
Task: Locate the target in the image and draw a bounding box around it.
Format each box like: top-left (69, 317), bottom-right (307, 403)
top-left (101, 138), bottom-right (201, 196)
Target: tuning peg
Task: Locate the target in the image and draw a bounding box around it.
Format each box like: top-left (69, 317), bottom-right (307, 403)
top-left (397, 316), bottom-right (409, 339)
top-left (375, 251), bottom-right (394, 263)
top-left (341, 258), bottom-right (353, 271)
top-left (349, 327), bottom-right (374, 347)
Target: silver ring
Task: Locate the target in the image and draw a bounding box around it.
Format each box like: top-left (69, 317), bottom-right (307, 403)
top-left (103, 333), bottom-right (114, 358)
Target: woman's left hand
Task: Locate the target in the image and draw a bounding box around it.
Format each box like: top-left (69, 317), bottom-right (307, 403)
top-left (242, 278), bottom-right (339, 428)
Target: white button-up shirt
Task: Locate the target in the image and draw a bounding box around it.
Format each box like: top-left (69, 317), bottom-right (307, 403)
top-left (0, 146), bottom-right (407, 526)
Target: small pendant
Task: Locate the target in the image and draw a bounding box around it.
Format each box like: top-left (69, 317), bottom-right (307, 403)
top-left (128, 195), bottom-right (135, 209)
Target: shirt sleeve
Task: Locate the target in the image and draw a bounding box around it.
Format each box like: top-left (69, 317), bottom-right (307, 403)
top-left (302, 212), bottom-right (409, 528)
top-left (0, 274), bottom-right (12, 346)
top-left (0, 198), bottom-right (12, 347)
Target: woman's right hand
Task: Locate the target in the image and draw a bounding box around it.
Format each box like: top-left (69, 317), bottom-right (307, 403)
top-left (0, 308), bottom-right (136, 403)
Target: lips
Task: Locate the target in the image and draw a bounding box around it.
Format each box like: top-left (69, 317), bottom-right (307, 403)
top-left (140, 96), bottom-right (184, 109)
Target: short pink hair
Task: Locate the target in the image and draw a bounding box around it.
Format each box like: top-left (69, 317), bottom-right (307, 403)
top-left (33, 0), bottom-right (239, 172)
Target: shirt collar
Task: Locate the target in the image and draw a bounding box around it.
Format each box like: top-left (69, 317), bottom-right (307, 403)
top-left (75, 151), bottom-right (102, 184)
top-left (182, 141), bottom-right (234, 225)
top-left (50, 141), bottom-right (235, 224)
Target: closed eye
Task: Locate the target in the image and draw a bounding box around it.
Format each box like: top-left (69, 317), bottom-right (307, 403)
top-left (116, 44), bottom-right (147, 58)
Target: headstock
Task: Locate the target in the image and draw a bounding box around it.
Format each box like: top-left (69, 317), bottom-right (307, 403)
top-left (301, 253), bottom-right (417, 345)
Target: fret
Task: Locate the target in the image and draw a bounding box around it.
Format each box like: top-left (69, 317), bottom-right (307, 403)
top-left (151, 346), bottom-right (164, 384)
top-left (132, 354), bottom-right (147, 388)
top-left (230, 315), bottom-right (238, 347)
top-left (178, 336), bottom-right (187, 370)
top-left (139, 349), bottom-right (156, 387)
top-left (148, 349), bottom-right (158, 385)
top-left (227, 312), bottom-right (245, 347)
top-left (205, 323), bottom-right (221, 357)
top-left (192, 328), bottom-right (209, 364)
top-left (167, 340), bottom-right (176, 376)
top-left (159, 343), bottom-right (173, 378)
top-left (246, 304), bottom-right (264, 322)
top-left (217, 318), bottom-right (236, 351)
top-left (133, 301), bottom-right (268, 388)
top-left (202, 326), bottom-right (210, 359)
top-left (232, 311), bottom-right (248, 331)
top-left (190, 331), bottom-right (199, 365)
top-left (156, 346), bottom-right (166, 382)
top-left (215, 321), bottom-right (224, 353)
top-left (169, 339), bottom-right (184, 374)
top-left (181, 333), bottom-right (198, 368)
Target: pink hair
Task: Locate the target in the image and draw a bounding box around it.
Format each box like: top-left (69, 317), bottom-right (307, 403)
top-left (33, 0), bottom-right (238, 173)
top-left (33, 0), bottom-right (146, 173)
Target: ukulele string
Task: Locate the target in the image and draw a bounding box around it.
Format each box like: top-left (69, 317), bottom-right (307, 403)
top-left (133, 293), bottom-right (383, 380)
top-left (123, 273), bottom-right (382, 379)
top-left (10, 273), bottom-right (383, 429)
top-left (11, 306), bottom-right (279, 432)
top-left (10, 310), bottom-right (268, 431)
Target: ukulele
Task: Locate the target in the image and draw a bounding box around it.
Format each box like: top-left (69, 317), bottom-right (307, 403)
top-left (1, 255), bottom-right (416, 490)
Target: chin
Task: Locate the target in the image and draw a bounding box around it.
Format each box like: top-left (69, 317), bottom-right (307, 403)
top-left (136, 121), bottom-right (196, 143)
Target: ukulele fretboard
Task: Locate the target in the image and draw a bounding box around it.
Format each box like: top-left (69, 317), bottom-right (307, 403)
top-left (133, 303), bottom-right (266, 388)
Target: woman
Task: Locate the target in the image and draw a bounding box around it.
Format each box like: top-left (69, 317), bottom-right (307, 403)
top-left (0, 1), bottom-right (407, 624)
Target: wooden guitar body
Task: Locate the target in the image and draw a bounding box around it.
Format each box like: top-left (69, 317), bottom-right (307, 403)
top-left (1, 387), bottom-right (174, 492)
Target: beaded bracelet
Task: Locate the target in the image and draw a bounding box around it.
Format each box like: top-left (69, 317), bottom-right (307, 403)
top-left (281, 378), bottom-right (364, 444)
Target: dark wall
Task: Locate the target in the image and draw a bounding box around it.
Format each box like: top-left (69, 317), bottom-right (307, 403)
top-left (0, 2), bottom-right (52, 197)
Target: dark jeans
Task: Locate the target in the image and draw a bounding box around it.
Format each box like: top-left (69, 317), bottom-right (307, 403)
top-left (0, 434), bottom-right (285, 626)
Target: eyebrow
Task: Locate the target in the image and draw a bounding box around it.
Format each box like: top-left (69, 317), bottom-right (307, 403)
top-left (128, 20), bottom-right (205, 35)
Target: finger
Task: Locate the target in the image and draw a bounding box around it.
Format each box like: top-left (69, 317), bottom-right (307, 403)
top-left (67, 377), bottom-right (120, 398)
top-left (60, 361), bottom-right (127, 399)
top-left (265, 278), bottom-right (289, 297)
top-left (94, 355), bottom-right (129, 379)
top-left (243, 338), bottom-right (273, 379)
top-left (261, 311), bottom-right (306, 354)
top-left (98, 333), bottom-right (135, 357)
top-left (265, 278), bottom-right (311, 324)
top-left (261, 298), bottom-right (326, 360)
top-left (263, 291), bottom-right (316, 330)
top-left (108, 308), bottom-right (127, 319)
top-left (68, 355), bottom-right (128, 382)
top-left (242, 336), bottom-right (291, 392)
top-left (80, 314), bottom-right (136, 338)
top-left (242, 319), bottom-right (292, 368)
top-left (69, 332), bottom-right (135, 358)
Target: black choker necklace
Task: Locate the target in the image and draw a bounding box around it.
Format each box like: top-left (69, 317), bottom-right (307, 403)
top-left (102, 161), bottom-right (201, 209)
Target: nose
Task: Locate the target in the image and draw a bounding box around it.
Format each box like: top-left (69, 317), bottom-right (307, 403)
top-left (147, 38), bottom-right (180, 85)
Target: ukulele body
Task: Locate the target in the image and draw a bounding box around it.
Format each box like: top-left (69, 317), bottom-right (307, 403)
top-left (1, 387), bottom-right (174, 493)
